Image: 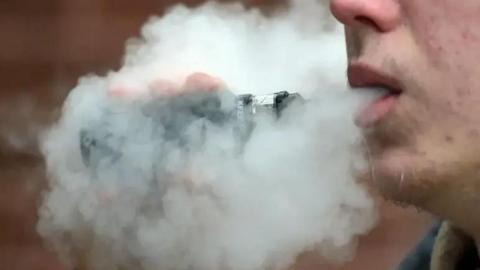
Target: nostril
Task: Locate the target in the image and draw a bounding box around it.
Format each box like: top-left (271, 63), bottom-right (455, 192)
top-left (330, 0), bottom-right (400, 32)
top-left (355, 15), bottom-right (382, 32)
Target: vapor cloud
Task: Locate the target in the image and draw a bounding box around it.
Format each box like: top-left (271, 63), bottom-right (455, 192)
top-left (38, 1), bottom-right (378, 270)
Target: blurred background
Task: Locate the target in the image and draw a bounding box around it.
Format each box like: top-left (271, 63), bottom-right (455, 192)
top-left (0, 0), bottom-right (432, 269)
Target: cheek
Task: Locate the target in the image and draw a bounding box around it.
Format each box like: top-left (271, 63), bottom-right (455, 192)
top-left (402, 5), bottom-right (480, 124)
top-left (403, 1), bottom-right (480, 67)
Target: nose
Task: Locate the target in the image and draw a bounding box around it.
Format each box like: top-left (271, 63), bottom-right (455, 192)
top-left (330, 0), bottom-right (401, 32)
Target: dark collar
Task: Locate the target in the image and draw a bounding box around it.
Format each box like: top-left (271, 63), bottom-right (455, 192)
top-left (397, 222), bottom-right (479, 270)
top-left (430, 222), bottom-right (479, 270)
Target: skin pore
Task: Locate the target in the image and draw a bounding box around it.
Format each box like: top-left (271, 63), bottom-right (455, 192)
top-left (329, 0), bottom-right (480, 241)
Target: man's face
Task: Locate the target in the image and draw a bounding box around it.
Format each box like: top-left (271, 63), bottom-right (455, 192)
top-left (329, 0), bottom-right (480, 211)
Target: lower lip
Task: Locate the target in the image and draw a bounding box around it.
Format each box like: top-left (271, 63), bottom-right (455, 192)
top-left (355, 94), bottom-right (400, 128)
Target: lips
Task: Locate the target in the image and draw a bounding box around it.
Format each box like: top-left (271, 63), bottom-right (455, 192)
top-left (348, 63), bottom-right (403, 128)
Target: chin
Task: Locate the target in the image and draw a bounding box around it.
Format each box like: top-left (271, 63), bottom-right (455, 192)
top-left (365, 146), bottom-right (437, 208)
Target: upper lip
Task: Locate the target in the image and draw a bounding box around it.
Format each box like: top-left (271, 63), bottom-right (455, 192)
top-left (347, 62), bottom-right (403, 94)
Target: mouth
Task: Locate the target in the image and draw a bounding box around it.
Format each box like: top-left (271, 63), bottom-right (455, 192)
top-left (348, 62), bottom-right (403, 128)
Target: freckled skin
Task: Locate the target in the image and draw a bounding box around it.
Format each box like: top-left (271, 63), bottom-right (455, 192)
top-left (330, 0), bottom-right (480, 239)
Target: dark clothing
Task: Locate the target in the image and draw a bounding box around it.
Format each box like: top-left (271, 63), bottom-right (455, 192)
top-left (397, 222), bottom-right (480, 270)
top-left (397, 223), bottom-right (441, 270)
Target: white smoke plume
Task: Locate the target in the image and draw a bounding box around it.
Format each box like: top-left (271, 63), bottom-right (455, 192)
top-left (38, 1), bottom-right (378, 270)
